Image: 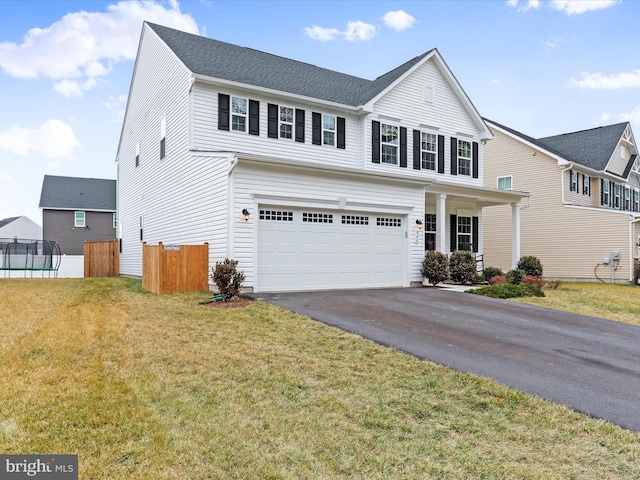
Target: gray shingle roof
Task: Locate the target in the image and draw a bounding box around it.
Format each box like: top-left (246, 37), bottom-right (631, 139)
top-left (486, 119), bottom-right (632, 174)
top-left (537, 122), bottom-right (628, 172)
top-left (0, 217), bottom-right (20, 229)
top-left (39, 175), bottom-right (116, 211)
top-left (146, 22), bottom-right (432, 107)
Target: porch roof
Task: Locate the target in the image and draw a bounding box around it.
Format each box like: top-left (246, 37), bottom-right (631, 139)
top-left (426, 180), bottom-right (530, 208)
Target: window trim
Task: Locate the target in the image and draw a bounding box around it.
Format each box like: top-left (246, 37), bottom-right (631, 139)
top-left (421, 131), bottom-right (437, 170)
top-left (279, 105), bottom-right (294, 140)
top-left (497, 175), bottom-right (513, 191)
top-left (322, 114), bottom-right (336, 146)
top-left (569, 170), bottom-right (578, 192)
top-left (380, 122), bottom-right (399, 165)
top-left (425, 213), bottom-right (436, 251)
top-left (457, 215), bottom-right (472, 251)
top-left (457, 139), bottom-right (472, 176)
top-left (583, 174), bottom-right (590, 196)
top-left (113, 213), bottom-right (117, 229)
top-left (74, 211), bottom-right (85, 228)
top-left (231, 95), bottom-right (248, 133)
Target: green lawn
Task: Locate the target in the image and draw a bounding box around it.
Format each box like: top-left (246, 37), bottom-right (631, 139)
top-left (0, 278), bottom-right (638, 479)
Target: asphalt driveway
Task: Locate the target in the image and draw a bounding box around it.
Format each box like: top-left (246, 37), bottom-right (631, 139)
top-left (251, 287), bottom-right (640, 432)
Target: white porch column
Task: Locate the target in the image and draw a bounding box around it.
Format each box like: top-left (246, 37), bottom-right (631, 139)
top-left (511, 201), bottom-right (521, 269)
top-left (436, 193), bottom-right (447, 253)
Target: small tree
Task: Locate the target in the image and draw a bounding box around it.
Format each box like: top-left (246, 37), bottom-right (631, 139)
top-left (517, 255), bottom-right (544, 278)
top-left (449, 250), bottom-right (477, 285)
top-left (421, 251), bottom-right (450, 286)
top-left (211, 258), bottom-right (245, 300)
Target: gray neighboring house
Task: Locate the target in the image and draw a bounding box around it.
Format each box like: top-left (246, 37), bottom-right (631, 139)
top-left (0, 216), bottom-right (42, 240)
top-left (39, 175), bottom-right (117, 255)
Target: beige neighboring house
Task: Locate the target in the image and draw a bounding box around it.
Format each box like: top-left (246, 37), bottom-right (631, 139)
top-left (483, 119), bottom-right (640, 283)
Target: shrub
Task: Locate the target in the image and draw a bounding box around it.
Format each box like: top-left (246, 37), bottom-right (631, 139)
top-left (506, 269), bottom-right (525, 285)
top-left (421, 251), bottom-right (450, 286)
top-left (521, 275), bottom-right (545, 289)
top-left (545, 279), bottom-right (562, 290)
top-left (470, 283), bottom-right (545, 299)
top-left (490, 275), bottom-right (508, 285)
top-left (211, 258), bottom-right (246, 300)
top-left (517, 256), bottom-right (544, 277)
top-left (449, 250), bottom-right (477, 285)
top-left (482, 266), bottom-right (503, 283)
top-left (635, 262), bottom-right (640, 285)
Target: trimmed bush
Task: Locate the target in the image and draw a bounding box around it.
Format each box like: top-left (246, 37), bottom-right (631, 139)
top-left (490, 275), bottom-right (508, 285)
top-left (517, 256), bottom-right (544, 277)
top-left (449, 250), bottom-right (477, 285)
top-left (521, 275), bottom-right (545, 289)
top-left (211, 258), bottom-right (246, 300)
top-left (470, 283), bottom-right (545, 299)
top-left (421, 251), bottom-right (450, 286)
top-left (506, 269), bottom-right (525, 285)
top-left (635, 262), bottom-right (640, 285)
top-left (482, 266), bottom-right (503, 283)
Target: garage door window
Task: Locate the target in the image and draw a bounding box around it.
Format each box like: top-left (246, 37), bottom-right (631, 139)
top-left (260, 210), bottom-right (293, 221)
top-left (377, 217), bottom-right (402, 227)
top-left (302, 212), bottom-right (333, 223)
top-left (342, 215), bottom-right (369, 225)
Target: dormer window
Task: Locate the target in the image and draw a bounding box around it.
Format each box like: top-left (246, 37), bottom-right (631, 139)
top-left (381, 123), bottom-right (399, 164)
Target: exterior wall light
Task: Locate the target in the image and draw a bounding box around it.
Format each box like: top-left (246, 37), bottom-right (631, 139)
top-left (414, 219), bottom-right (423, 230)
top-left (241, 208), bottom-right (251, 222)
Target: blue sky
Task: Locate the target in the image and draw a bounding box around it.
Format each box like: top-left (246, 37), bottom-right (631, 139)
top-left (1, 0), bottom-right (638, 225)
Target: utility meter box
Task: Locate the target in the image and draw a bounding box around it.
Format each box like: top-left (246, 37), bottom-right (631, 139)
top-left (610, 251), bottom-right (620, 261)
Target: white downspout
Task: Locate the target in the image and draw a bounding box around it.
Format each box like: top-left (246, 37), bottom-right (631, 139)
top-left (560, 163), bottom-right (574, 205)
top-left (227, 155), bottom-right (239, 259)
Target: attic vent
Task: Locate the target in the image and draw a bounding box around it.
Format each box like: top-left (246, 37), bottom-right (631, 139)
top-left (423, 84), bottom-right (434, 103)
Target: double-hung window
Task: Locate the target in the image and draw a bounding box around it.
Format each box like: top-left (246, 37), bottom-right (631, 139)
top-left (323, 115), bottom-right (336, 146)
top-left (602, 180), bottom-right (610, 206)
top-left (74, 211), bottom-right (85, 228)
top-left (421, 132), bottom-right (437, 170)
top-left (634, 189), bottom-right (640, 212)
top-left (381, 123), bottom-right (399, 164)
top-left (231, 96), bottom-right (247, 132)
top-left (279, 106), bottom-right (294, 139)
top-left (457, 140), bottom-right (472, 176)
top-left (425, 214), bottom-right (436, 251)
top-left (624, 187), bottom-right (631, 210)
top-left (614, 184), bottom-right (621, 209)
top-left (583, 175), bottom-right (590, 196)
top-left (457, 216), bottom-right (472, 251)
top-left (569, 170), bottom-right (578, 192)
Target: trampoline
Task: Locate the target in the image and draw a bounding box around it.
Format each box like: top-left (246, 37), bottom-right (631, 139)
top-left (0, 238), bottom-right (61, 278)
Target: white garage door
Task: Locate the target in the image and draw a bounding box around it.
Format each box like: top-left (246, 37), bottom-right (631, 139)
top-left (257, 207), bottom-right (406, 292)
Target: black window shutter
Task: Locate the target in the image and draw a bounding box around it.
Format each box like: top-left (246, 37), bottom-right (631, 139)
top-left (295, 109), bottom-right (305, 143)
top-left (450, 137), bottom-right (458, 175)
top-left (450, 215), bottom-right (457, 252)
top-left (472, 142), bottom-right (479, 179)
top-left (218, 93), bottom-right (230, 131)
top-left (600, 179), bottom-right (605, 205)
top-left (412, 130), bottom-right (421, 170)
top-left (372, 120), bottom-right (381, 164)
top-left (312, 113), bottom-right (322, 145)
top-left (267, 103), bottom-right (278, 138)
top-left (337, 117), bottom-right (346, 149)
top-left (400, 127), bottom-right (407, 168)
top-left (472, 216), bottom-right (479, 253)
top-left (609, 181), bottom-right (614, 207)
top-left (248, 100), bottom-right (259, 136)
top-left (437, 135), bottom-right (445, 173)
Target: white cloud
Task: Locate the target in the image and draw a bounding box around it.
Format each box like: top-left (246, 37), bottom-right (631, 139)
top-left (599, 106), bottom-right (640, 124)
top-left (541, 35), bottom-right (564, 48)
top-left (550, 0), bottom-right (620, 15)
top-left (0, 0), bottom-right (198, 96)
top-left (0, 120), bottom-right (80, 159)
top-left (344, 21), bottom-right (377, 41)
top-left (489, 79), bottom-right (501, 86)
top-left (570, 69), bottom-right (640, 89)
top-left (305, 19), bottom-right (376, 42)
top-left (382, 10), bottom-right (416, 31)
top-left (506, 0), bottom-right (541, 12)
top-left (303, 25), bottom-right (341, 42)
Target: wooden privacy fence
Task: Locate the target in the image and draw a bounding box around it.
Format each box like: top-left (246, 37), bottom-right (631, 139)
top-left (84, 239), bottom-right (119, 278)
top-left (142, 242), bottom-right (209, 294)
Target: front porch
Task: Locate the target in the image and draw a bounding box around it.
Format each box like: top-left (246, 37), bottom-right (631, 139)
top-left (423, 181), bottom-right (530, 270)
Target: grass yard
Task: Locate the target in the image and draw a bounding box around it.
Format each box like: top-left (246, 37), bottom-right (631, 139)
top-left (0, 278), bottom-right (638, 479)
top-left (511, 281), bottom-right (640, 326)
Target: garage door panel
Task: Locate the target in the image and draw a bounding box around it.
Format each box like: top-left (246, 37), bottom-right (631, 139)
top-left (258, 208), bottom-right (405, 292)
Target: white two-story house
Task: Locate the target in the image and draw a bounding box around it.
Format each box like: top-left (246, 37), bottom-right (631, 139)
top-left (116, 22), bottom-right (528, 292)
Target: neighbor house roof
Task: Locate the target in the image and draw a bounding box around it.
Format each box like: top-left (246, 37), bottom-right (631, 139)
top-left (146, 22), bottom-right (432, 107)
top-left (39, 175), bottom-right (116, 211)
top-left (486, 119), bottom-right (633, 175)
top-left (0, 216), bottom-right (20, 229)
